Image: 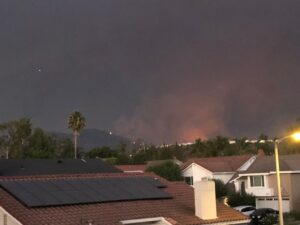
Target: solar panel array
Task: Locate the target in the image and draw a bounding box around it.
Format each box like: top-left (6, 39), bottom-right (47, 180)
top-left (0, 177), bottom-right (171, 207)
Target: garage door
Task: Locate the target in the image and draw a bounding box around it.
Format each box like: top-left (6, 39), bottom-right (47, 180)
top-left (256, 197), bottom-right (290, 212)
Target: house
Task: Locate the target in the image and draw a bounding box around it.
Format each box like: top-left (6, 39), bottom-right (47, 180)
top-left (116, 164), bottom-right (147, 173)
top-left (0, 161), bottom-right (249, 225)
top-left (147, 158), bottom-right (183, 167)
top-left (181, 154), bottom-right (258, 185)
top-left (231, 154), bottom-right (300, 212)
top-left (0, 159), bottom-right (122, 176)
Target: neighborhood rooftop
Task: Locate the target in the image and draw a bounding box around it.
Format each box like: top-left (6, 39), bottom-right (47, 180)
top-left (115, 164), bottom-right (147, 173)
top-left (0, 172), bottom-right (248, 225)
top-left (0, 159), bottom-right (121, 176)
top-left (181, 154), bottom-right (254, 172)
top-left (241, 154), bottom-right (300, 173)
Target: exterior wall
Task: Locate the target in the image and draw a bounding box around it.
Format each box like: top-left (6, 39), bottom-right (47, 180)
top-left (213, 173), bottom-right (235, 184)
top-left (290, 174), bottom-right (300, 211)
top-left (182, 164), bottom-right (234, 184)
top-left (0, 207), bottom-right (22, 225)
top-left (234, 177), bottom-right (248, 192)
top-left (182, 164), bottom-right (213, 185)
top-left (268, 174), bottom-right (292, 197)
top-left (245, 175), bottom-right (274, 196)
top-left (241, 173), bottom-right (298, 212)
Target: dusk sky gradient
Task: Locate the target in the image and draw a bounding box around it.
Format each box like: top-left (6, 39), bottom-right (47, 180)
top-left (1, 0), bottom-right (300, 143)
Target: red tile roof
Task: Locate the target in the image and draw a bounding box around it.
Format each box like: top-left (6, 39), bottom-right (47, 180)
top-left (0, 173), bottom-right (248, 225)
top-left (181, 155), bottom-right (253, 172)
top-left (115, 164), bottom-right (147, 172)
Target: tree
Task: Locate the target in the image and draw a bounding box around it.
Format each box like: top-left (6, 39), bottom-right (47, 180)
top-left (0, 118), bottom-right (32, 158)
top-left (213, 179), bottom-right (228, 198)
top-left (146, 161), bottom-right (183, 181)
top-left (88, 146), bottom-right (115, 158)
top-left (24, 128), bottom-right (56, 158)
top-left (115, 153), bottom-right (131, 164)
top-left (68, 111), bottom-right (86, 159)
top-left (206, 136), bottom-right (230, 156)
top-left (257, 133), bottom-right (273, 155)
top-left (57, 138), bottom-right (74, 158)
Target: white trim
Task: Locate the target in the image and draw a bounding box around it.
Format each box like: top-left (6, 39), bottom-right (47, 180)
top-left (202, 219), bottom-right (251, 225)
top-left (213, 172), bottom-right (236, 175)
top-left (238, 172), bottom-right (269, 176)
top-left (123, 170), bottom-right (144, 173)
top-left (0, 206), bottom-right (23, 225)
top-left (236, 171), bottom-right (300, 177)
top-left (269, 171), bottom-right (300, 174)
top-left (229, 173), bottom-right (269, 183)
top-left (182, 163), bottom-right (194, 173)
top-left (121, 217), bottom-right (172, 225)
top-left (182, 162), bottom-right (214, 174)
top-left (237, 155), bottom-right (256, 171)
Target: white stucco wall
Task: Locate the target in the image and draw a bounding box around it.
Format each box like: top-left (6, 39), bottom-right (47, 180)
top-left (0, 207), bottom-right (22, 225)
top-left (182, 164), bottom-right (235, 184)
top-left (182, 164), bottom-right (213, 184)
top-left (245, 175), bottom-right (275, 196)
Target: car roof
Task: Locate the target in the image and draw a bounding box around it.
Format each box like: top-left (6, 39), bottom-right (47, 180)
top-left (234, 205), bottom-right (255, 210)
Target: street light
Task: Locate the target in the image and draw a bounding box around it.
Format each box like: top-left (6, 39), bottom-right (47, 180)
top-left (274, 132), bottom-right (300, 225)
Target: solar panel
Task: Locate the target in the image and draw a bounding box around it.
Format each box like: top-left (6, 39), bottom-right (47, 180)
top-left (0, 177), bottom-right (172, 207)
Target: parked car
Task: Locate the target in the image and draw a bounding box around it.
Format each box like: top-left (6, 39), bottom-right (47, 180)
top-left (250, 208), bottom-right (279, 224)
top-left (233, 205), bottom-right (256, 216)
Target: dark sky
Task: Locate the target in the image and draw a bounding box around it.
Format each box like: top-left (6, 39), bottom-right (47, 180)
top-left (1, 0), bottom-right (300, 143)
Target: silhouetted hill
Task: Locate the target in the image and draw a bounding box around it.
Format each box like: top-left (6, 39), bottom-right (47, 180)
top-left (52, 129), bottom-right (133, 151)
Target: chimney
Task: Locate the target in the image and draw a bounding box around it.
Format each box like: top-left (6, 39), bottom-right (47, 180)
top-left (194, 180), bottom-right (217, 220)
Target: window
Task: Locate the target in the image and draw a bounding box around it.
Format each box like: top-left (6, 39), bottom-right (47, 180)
top-left (250, 176), bottom-right (264, 187)
top-left (185, 176), bottom-right (193, 185)
top-left (241, 207), bottom-right (255, 212)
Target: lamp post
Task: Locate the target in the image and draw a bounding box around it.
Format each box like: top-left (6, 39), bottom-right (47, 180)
top-left (273, 133), bottom-right (300, 225)
top-left (274, 139), bottom-right (284, 225)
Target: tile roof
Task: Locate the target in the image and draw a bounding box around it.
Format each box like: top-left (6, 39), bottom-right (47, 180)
top-left (0, 159), bottom-right (121, 176)
top-left (0, 173), bottom-right (248, 225)
top-left (242, 154), bottom-right (300, 173)
top-left (115, 164), bottom-right (147, 172)
top-left (181, 155), bottom-right (253, 172)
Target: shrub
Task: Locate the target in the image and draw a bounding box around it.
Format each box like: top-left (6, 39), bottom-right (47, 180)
top-left (213, 179), bottom-right (228, 198)
top-left (146, 161), bottom-right (183, 181)
top-left (227, 191), bottom-right (255, 207)
top-left (261, 214), bottom-right (278, 225)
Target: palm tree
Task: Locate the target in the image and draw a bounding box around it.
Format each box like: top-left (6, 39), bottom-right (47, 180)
top-left (68, 111), bottom-right (86, 159)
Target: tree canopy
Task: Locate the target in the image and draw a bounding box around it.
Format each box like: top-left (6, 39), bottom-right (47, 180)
top-left (146, 161), bottom-right (183, 181)
top-left (68, 110), bottom-right (86, 159)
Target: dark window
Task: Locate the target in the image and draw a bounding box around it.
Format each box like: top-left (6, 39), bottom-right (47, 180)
top-left (185, 176), bottom-right (193, 185)
top-left (241, 207), bottom-right (255, 212)
top-left (3, 214), bottom-right (7, 225)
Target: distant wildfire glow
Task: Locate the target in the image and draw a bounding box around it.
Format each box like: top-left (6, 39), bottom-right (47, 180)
top-left (114, 84), bottom-right (229, 144)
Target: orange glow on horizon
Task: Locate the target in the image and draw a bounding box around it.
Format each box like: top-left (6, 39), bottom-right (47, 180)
top-left (181, 128), bottom-right (207, 143)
